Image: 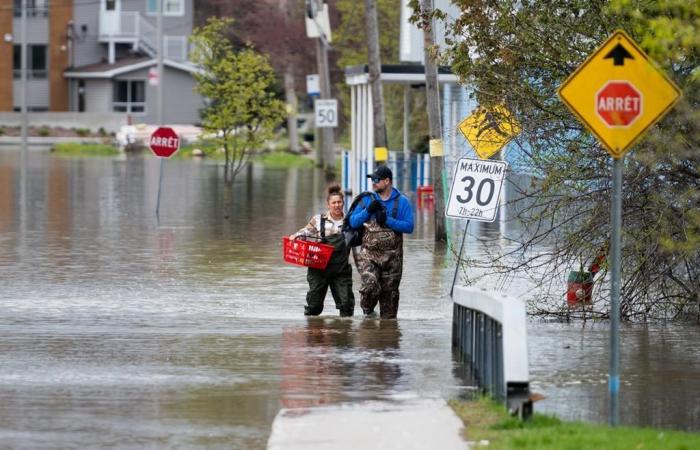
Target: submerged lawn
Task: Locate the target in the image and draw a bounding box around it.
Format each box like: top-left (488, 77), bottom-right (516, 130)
top-left (451, 398), bottom-right (700, 450)
top-left (52, 142), bottom-right (120, 156)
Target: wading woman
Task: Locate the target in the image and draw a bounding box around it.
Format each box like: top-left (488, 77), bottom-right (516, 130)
top-left (289, 184), bottom-right (355, 317)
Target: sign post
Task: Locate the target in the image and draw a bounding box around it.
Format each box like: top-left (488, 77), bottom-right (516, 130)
top-left (449, 105), bottom-right (521, 296)
top-left (149, 126), bottom-right (181, 219)
top-left (558, 29), bottom-right (681, 426)
top-left (446, 157), bottom-right (509, 296)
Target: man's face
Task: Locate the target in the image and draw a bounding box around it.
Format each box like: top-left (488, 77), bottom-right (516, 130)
top-left (371, 177), bottom-right (390, 194)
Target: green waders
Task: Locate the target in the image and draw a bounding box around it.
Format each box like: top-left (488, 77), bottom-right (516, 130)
top-left (304, 232), bottom-right (355, 317)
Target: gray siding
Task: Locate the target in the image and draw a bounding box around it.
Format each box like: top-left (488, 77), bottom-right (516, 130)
top-left (121, 0), bottom-right (193, 36)
top-left (13, 79), bottom-right (50, 109)
top-left (84, 79), bottom-right (112, 113)
top-left (116, 65), bottom-right (201, 124)
top-left (12, 17), bottom-right (48, 44)
top-left (162, 67), bottom-right (202, 124)
top-left (72, 2), bottom-right (105, 68)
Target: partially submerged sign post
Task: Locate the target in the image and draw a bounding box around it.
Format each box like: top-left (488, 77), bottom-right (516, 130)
top-left (558, 29), bottom-right (681, 426)
top-left (150, 127), bottom-right (181, 220)
top-left (449, 105), bottom-right (520, 297)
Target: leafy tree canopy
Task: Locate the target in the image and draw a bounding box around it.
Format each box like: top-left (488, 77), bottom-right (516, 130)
top-left (190, 18), bottom-right (285, 184)
top-left (434, 0), bottom-right (700, 321)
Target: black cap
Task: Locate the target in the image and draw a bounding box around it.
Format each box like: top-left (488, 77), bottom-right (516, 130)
top-left (367, 165), bottom-right (392, 181)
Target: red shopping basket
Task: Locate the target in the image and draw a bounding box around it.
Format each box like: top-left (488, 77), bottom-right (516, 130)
top-left (283, 236), bottom-right (335, 270)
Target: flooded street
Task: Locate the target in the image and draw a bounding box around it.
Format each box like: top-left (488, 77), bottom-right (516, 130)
top-left (1, 151), bottom-right (699, 448)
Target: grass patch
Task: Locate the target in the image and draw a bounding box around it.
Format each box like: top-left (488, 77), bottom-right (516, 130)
top-left (52, 142), bottom-right (120, 157)
top-left (174, 141), bottom-right (313, 169)
top-left (450, 397), bottom-right (700, 450)
top-left (255, 151), bottom-right (314, 169)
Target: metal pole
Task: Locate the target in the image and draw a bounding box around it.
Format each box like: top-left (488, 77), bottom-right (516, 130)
top-left (155, 0), bottom-right (164, 220)
top-left (20, 0), bottom-right (28, 231)
top-left (20, 0), bottom-right (28, 157)
top-left (157, 0), bottom-right (164, 125)
top-left (155, 158), bottom-right (164, 220)
top-left (402, 85), bottom-right (410, 194)
top-left (450, 220), bottom-right (470, 297)
top-left (609, 156), bottom-right (623, 426)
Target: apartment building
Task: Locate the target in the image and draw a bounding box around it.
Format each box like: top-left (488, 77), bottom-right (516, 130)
top-left (0, 0), bottom-right (203, 124)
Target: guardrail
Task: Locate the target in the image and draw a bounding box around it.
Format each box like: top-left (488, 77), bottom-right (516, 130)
top-left (452, 286), bottom-right (531, 417)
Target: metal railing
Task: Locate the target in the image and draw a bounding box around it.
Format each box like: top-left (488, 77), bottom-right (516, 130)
top-left (99, 12), bottom-right (187, 61)
top-left (452, 286), bottom-right (531, 417)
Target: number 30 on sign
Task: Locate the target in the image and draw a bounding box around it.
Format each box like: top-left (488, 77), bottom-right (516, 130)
top-left (446, 157), bottom-right (508, 222)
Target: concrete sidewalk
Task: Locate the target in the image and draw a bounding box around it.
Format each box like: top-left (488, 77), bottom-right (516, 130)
top-left (267, 398), bottom-right (468, 450)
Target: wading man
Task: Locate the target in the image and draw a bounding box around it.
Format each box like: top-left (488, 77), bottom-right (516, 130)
top-left (349, 166), bottom-right (413, 319)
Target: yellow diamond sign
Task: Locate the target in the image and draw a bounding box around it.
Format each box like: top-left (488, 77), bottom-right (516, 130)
top-left (558, 29), bottom-right (681, 159)
top-left (458, 105), bottom-right (521, 160)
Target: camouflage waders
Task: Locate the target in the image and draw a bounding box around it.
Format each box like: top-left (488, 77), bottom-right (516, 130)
top-left (356, 221), bottom-right (403, 319)
top-left (305, 232), bottom-right (355, 317)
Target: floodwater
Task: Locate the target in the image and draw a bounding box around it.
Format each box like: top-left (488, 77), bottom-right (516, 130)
top-left (0, 150), bottom-right (698, 449)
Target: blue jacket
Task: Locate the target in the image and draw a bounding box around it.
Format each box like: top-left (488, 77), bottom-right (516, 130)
top-left (349, 187), bottom-right (414, 234)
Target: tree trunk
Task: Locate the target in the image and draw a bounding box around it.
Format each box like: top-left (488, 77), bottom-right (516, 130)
top-left (284, 68), bottom-right (299, 153)
top-left (420, 0), bottom-right (446, 242)
top-left (364, 0), bottom-right (387, 149)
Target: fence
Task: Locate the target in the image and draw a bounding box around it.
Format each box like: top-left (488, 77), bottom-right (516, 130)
top-left (452, 286), bottom-right (531, 416)
top-left (341, 150), bottom-right (431, 196)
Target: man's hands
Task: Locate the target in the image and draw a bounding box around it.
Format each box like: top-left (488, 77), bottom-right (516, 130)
top-left (367, 199), bottom-right (383, 213)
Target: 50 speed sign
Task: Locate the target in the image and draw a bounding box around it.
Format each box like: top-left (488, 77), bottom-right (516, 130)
top-left (314, 99), bottom-right (337, 128)
top-left (446, 157), bottom-right (508, 222)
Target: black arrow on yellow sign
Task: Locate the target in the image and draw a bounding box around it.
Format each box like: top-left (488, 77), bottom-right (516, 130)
top-left (604, 43), bottom-right (634, 66)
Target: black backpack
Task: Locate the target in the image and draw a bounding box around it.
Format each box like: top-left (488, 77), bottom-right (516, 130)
top-left (342, 192), bottom-right (399, 247)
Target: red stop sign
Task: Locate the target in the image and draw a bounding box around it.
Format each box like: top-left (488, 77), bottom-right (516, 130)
top-left (596, 81), bottom-right (642, 127)
top-left (149, 127), bottom-right (180, 158)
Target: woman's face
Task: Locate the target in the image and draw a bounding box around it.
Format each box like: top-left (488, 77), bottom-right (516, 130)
top-left (328, 195), bottom-right (344, 216)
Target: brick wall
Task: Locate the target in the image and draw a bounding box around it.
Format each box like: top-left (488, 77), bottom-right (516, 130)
top-left (0, 5), bottom-right (13, 111)
top-left (49, 0), bottom-right (72, 111)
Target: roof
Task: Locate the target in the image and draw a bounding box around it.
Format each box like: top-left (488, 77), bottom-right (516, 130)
top-left (344, 63), bottom-right (459, 85)
top-left (64, 57), bottom-right (201, 79)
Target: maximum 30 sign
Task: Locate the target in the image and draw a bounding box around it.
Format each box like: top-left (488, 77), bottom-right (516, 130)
top-left (446, 157), bottom-right (508, 222)
top-left (314, 99), bottom-right (338, 128)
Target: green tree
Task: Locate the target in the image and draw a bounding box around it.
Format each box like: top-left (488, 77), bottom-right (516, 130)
top-left (431, 1), bottom-right (700, 321)
top-left (190, 17), bottom-right (285, 185)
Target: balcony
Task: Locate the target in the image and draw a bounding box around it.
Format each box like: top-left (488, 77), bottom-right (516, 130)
top-left (99, 12), bottom-right (189, 61)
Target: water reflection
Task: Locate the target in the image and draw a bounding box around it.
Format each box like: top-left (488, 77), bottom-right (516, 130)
top-left (0, 149), bottom-right (699, 450)
top-left (280, 318), bottom-right (403, 409)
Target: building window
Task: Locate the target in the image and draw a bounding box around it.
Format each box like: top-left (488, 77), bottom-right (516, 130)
top-left (13, 0), bottom-right (48, 17)
top-left (113, 80), bottom-right (146, 114)
top-left (147, 0), bottom-right (185, 16)
top-left (106, 0), bottom-right (117, 11)
top-left (13, 45), bottom-right (48, 79)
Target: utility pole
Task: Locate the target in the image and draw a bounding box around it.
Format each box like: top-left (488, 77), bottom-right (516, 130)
top-left (364, 0), bottom-right (387, 149)
top-left (156, 0), bottom-right (164, 125)
top-left (420, 0), bottom-right (446, 241)
top-left (20, 0), bottom-right (28, 158)
top-left (307, 0), bottom-right (335, 176)
top-left (155, 0), bottom-right (164, 221)
top-left (279, 0), bottom-right (299, 153)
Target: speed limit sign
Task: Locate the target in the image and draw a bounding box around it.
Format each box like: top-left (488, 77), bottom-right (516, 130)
top-left (446, 157), bottom-right (508, 222)
top-left (314, 99), bottom-right (338, 128)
